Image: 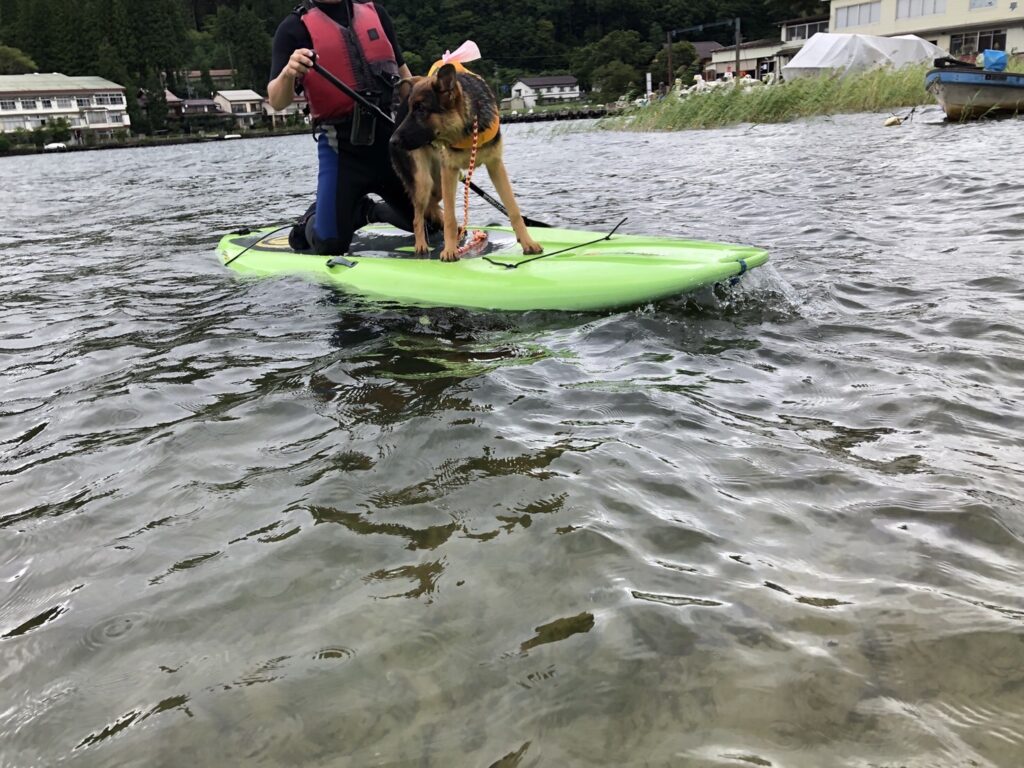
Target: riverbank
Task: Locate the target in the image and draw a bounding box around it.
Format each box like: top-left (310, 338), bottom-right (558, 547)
top-left (615, 66), bottom-right (932, 131)
top-left (0, 125), bottom-right (309, 156)
top-left (613, 61), bottom-right (1023, 131)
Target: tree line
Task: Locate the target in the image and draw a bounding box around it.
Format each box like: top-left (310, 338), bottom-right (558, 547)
top-left (0, 0), bottom-right (825, 133)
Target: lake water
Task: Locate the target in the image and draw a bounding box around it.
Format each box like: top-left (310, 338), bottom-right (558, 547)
top-left (2, 109), bottom-right (1023, 768)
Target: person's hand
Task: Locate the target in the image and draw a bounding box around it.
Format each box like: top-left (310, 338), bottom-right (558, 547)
top-left (284, 48), bottom-right (314, 80)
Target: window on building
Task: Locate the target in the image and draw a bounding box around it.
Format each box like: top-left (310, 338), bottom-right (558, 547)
top-left (41, 98), bottom-right (52, 108)
top-left (896, 0), bottom-right (946, 18)
top-left (57, 97), bottom-right (74, 108)
top-left (969, 0), bottom-right (996, 8)
top-left (21, 98), bottom-right (38, 109)
top-left (979, 28), bottom-right (1006, 49)
top-left (1, 99), bottom-right (16, 110)
top-left (835, 1), bottom-right (881, 28)
top-left (94, 93), bottom-right (124, 105)
top-left (2, 116), bottom-right (24, 129)
top-left (950, 28), bottom-right (1006, 54)
top-left (76, 97), bottom-right (91, 108)
top-left (785, 20), bottom-right (830, 40)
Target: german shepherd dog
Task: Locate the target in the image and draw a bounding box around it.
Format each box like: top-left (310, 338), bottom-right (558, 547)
top-left (390, 63), bottom-right (543, 261)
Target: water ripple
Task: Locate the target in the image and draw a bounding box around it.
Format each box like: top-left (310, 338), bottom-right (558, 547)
top-left (1, 113), bottom-right (1022, 767)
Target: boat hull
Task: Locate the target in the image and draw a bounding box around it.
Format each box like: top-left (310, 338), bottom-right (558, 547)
top-left (925, 68), bottom-right (1024, 120)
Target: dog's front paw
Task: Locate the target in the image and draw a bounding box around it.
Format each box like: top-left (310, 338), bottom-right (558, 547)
top-left (520, 237), bottom-right (543, 255)
top-left (440, 246), bottom-right (461, 262)
top-left (414, 237), bottom-right (431, 255)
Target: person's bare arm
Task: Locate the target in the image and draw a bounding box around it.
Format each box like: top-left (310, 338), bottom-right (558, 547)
top-left (267, 48), bottom-right (314, 110)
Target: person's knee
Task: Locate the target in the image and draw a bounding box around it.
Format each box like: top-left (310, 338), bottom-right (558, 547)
top-left (367, 200), bottom-right (414, 232)
top-left (288, 203), bottom-right (317, 252)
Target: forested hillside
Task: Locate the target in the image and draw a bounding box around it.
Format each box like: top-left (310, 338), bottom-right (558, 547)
top-left (0, 0), bottom-right (824, 129)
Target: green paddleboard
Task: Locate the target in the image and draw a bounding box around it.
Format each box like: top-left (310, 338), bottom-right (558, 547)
top-left (215, 224), bottom-right (768, 312)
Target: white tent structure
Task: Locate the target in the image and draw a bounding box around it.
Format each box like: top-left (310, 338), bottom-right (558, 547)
top-left (782, 33), bottom-right (946, 80)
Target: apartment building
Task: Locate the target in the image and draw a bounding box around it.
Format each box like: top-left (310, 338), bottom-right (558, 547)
top-left (830, 0), bottom-right (1024, 55)
top-left (0, 73), bottom-right (130, 141)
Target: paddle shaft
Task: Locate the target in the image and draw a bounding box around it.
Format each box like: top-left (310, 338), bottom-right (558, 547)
top-left (308, 56), bottom-right (551, 228)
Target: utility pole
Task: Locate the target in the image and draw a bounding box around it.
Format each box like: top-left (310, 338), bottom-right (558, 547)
top-left (735, 17), bottom-right (742, 79)
top-left (667, 31), bottom-right (673, 88)
top-left (667, 18), bottom-right (743, 84)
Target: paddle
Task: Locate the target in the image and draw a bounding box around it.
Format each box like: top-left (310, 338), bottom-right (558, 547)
top-left (308, 54), bottom-right (552, 228)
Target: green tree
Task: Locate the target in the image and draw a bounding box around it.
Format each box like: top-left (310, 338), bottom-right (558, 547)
top-left (200, 67), bottom-right (215, 97)
top-left (95, 39), bottom-right (131, 87)
top-left (592, 59), bottom-right (640, 100)
top-left (0, 44), bottom-right (36, 73)
top-left (47, 117), bottom-right (72, 142)
top-left (0, 0), bottom-right (829, 111)
top-left (571, 30), bottom-right (654, 90)
top-left (143, 69), bottom-right (168, 132)
top-left (649, 40), bottom-right (697, 86)
top-left (13, 0), bottom-right (58, 71)
top-left (402, 50), bottom-right (425, 76)
top-left (206, 5), bottom-right (272, 92)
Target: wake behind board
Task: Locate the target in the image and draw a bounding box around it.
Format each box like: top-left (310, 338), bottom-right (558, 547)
top-left (216, 224), bottom-right (768, 312)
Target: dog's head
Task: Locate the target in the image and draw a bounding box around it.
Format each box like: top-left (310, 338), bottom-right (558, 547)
top-left (390, 64), bottom-right (464, 152)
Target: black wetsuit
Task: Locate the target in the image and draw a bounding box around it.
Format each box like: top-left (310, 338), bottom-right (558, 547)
top-left (270, 0), bottom-right (414, 254)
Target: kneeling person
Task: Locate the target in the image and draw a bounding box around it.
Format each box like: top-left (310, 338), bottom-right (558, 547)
top-left (267, 0), bottom-right (415, 254)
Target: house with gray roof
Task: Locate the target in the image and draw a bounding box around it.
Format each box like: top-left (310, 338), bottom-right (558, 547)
top-left (510, 75), bottom-right (580, 109)
top-left (213, 89), bottom-right (265, 130)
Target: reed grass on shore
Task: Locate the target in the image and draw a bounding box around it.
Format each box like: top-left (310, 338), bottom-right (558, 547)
top-left (616, 65), bottom-right (937, 131)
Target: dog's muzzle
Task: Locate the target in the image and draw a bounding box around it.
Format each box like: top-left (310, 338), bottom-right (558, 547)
top-left (391, 122), bottom-right (435, 152)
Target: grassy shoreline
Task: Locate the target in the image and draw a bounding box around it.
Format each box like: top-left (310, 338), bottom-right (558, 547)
top-left (612, 61), bottom-right (1022, 131)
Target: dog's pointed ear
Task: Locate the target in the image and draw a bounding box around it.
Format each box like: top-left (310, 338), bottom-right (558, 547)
top-left (433, 63), bottom-right (460, 108)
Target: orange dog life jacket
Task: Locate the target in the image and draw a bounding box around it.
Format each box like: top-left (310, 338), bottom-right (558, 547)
top-left (428, 59), bottom-right (500, 150)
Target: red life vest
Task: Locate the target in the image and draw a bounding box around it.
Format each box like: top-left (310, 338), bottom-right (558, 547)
top-left (300, 1), bottom-right (397, 122)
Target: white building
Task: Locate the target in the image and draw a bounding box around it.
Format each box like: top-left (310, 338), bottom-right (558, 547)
top-left (264, 94), bottom-right (308, 127)
top-left (510, 76), bottom-right (581, 108)
top-left (213, 89), bottom-right (265, 129)
top-left (709, 17), bottom-right (830, 79)
top-left (0, 73), bottom-right (130, 142)
top-left (829, 0), bottom-right (1024, 56)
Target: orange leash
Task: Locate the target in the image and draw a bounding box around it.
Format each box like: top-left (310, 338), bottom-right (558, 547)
top-left (460, 118), bottom-right (478, 237)
top-left (456, 119), bottom-right (485, 257)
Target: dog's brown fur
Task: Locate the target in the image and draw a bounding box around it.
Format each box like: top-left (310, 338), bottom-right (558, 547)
top-left (390, 64), bottom-right (543, 261)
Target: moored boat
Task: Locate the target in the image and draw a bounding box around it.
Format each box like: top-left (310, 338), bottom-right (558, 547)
top-left (925, 55), bottom-right (1024, 120)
